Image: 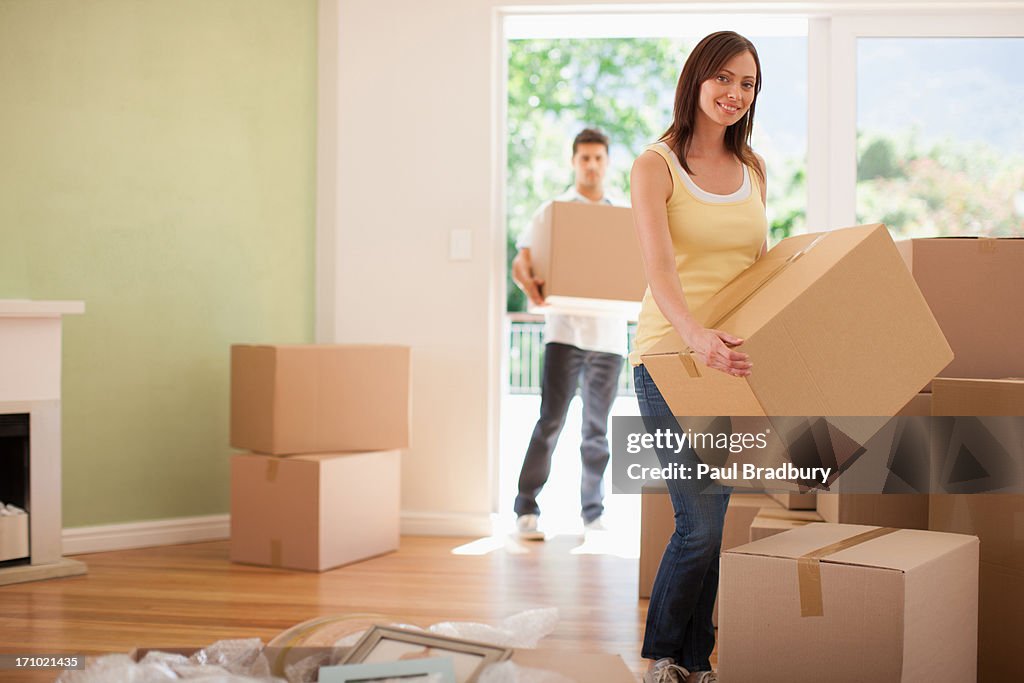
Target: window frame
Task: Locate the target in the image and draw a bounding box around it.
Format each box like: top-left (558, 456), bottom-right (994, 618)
top-left (821, 13), bottom-right (1024, 231)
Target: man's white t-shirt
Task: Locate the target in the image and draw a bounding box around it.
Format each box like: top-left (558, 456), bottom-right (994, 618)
top-left (516, 188), bottom-right (629, 357)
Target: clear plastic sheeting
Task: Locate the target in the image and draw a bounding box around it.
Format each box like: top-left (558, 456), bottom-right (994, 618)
top-left (56, 641), bottom-right (283, 683)
top-left (428, 608), bottom-right (560, 649)
top-left (57, 610), bottom-right (563, 683)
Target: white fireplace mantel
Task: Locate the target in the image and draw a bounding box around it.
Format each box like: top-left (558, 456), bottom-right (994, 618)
top-left (0, 299), bottom-right (86, 585)
top-left (0, 300), bottom-right (85, 317)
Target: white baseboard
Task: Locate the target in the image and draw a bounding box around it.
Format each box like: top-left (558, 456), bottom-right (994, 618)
top-left (400, 511), bottom-right (493, 537)
top-left (62, 510), bottom-right (493, 555)
top-left (62, 514), bottom-right (230, 556)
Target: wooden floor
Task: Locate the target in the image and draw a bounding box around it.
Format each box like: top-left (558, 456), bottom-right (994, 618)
top-left (0, 534), bottom-right (716, 681)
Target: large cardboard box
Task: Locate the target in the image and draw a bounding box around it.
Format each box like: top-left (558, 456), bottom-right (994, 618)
top-left (931, 377), bottom-right (1024, 415)
top-left (815, 493), bottom-right (929, 529)
top-left (230, 451), bottom-right (400, 571)
top-left (643, 225), bottom-right (951, 417)
top-left (231, 344), bottom-right (411, 455)
top-left (528, 201), bottom-right (645, 315)
top-left (748, 507), bottom-right (823, 541)
top-left (929, 494), bottom-right (1024, 683)
top-left (641, 225), bottom-right (952, 488)
top-left (719, 523), bottom-right (979, 682)
top-left (897, 237), bottom-right (1024, 383)
top-left (810, 390), bottom-right (934, 528)
top-left (929, 377), bottom-right (1024, 682)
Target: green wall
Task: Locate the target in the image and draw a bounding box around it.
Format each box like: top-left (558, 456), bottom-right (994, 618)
top-left (0, 0), bottom-right (317, 526)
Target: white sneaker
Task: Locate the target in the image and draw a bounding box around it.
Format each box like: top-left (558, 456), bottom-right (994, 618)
top-left (642, 658), bottom-right (690, 683)
top-left (688, 672), bottom-right (717, 683)
top-left (583, 516), bottom-right (607, 533)
top-left (516, 514), bottom-right (544, 541)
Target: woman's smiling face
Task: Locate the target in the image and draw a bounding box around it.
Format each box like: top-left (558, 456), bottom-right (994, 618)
top-left (697, 50), bottom-right (758, 128)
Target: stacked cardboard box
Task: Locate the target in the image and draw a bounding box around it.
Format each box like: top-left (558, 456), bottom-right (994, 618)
top-left (527, 201), bottom-right (644, 316)
top-left (748, 507), bottom-right (823, 542)
top-left (927, 377), bottom-right (1024, 682)
top-left (896, 237), bottom-right (1024, 385)
top-left (229, 344), bottom-right (411, 572)
top-left (811, 392), bottom-right (933, 530)
top-left (719, 523), bottom-right (979, 682)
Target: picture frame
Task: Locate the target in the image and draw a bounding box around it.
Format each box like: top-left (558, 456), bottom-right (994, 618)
top-left (319, 656), bottom-right (456, 683)
top-left (340, 626), bottom-right (513, 683)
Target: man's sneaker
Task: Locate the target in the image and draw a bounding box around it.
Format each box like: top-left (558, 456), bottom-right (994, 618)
top-left (515, 514), bottom-right (544, 541)
top-left (687, 672), bottom-right (718, 683)
top-left (583, 516), bottom-right (607, 533)
top-left (642, 658), bottom-right (690, 683)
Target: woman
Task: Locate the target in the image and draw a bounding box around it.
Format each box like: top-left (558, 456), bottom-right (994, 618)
top-left (631, 31), bottom-right (768, 683)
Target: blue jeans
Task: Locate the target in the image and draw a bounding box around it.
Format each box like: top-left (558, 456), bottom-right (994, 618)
top-left (515, 342), bottom-right (624, 524)
top-left (634, 364), bottom-right (730, 672)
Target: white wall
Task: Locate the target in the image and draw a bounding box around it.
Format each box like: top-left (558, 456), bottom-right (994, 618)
top-left (321, 0), bottom-right (1003, 535)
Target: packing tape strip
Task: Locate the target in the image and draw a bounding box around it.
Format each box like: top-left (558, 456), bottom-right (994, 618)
top-left (798, 526), bottom-right (899, 617)
top-left (270, 539), bottom-right (282, 567)
top-left (266, 459), bottom-right (279, 482)
top-left (678, 353), bottom-right (701, 378)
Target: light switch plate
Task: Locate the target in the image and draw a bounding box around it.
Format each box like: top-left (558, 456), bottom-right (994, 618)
top-left (449, 229), bottom-right (472, 261)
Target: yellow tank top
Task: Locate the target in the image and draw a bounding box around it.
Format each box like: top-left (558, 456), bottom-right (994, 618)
top-left (630, 142), bottom-right (768, 365)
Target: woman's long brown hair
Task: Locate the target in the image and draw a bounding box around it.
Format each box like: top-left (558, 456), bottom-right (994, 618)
top-left (660, 31), bottom-right (764, 188)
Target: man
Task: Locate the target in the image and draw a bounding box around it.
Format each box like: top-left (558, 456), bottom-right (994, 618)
top-left (511, 128), bottom-right (628, 540)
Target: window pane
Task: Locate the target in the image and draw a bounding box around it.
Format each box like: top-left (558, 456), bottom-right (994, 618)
top-left (856, 38), bottom-right (1024, 237)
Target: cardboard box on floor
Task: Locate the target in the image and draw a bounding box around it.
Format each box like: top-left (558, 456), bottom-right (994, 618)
top-left (231, 344), bottom-right (411, 455)
top-left (527, 201), bottom-right (645, 316)
top-left (230, 451), bottom-right (400, 571)
top-left (897, 237), bottom-right (1024, 385)
top-left (719, 523), bottom-right (979, 682)
top-left (748, 507), bottom-right (823, 542)
top-left (928, 376), bottom-right (1024, 682)
top-left (812, 391), bottom-right (933, 529)
top-left (641, 225), bottom-right (952, 489)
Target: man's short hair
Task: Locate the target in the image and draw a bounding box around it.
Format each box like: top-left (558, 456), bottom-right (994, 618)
top-left (572, 128), bottom-right (609, 155)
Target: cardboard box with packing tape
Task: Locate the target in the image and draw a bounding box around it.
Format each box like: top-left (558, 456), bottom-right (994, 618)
top-left (718, 523), bottom-right (979, 682)
top-left (230, 451), bottom-right (400, 571)
top-left (527, 201), bottom-right (645, 317)
top-left (641, 224), bottom-right (952, 489)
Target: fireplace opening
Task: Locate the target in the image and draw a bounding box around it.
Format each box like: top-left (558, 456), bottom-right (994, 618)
top-left (0, 413), bottom-right (30, 566)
